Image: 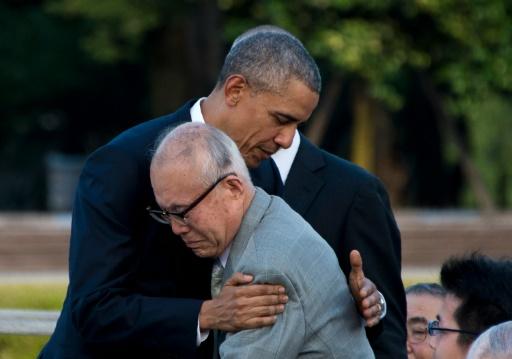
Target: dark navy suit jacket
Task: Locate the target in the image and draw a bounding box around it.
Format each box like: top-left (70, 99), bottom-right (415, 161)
top-left (284, 136), bottom-right (406, 358)
top-left (40, 100), bottom-right (405, 358)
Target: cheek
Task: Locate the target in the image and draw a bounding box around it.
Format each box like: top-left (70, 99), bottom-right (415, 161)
top-left (413, 343), bottom-right (433, 359)
top-left (435, 336), bottom-right (457, 359)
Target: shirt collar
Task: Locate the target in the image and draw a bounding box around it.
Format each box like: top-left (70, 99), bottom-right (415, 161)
top-left (190, 98), bottom-right (207, 123)
top-left (271, 130), bottom-right (300, 184)
top-left (219, 242), bottom-right (232, 268)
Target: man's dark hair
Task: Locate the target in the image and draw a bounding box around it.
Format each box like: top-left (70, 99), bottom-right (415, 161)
top-left (440, 253), bottom-right (512, 348)
top-left (217, 26), bottom-right (321, 94)
top-left (406, 282), bottom-right (446, 297)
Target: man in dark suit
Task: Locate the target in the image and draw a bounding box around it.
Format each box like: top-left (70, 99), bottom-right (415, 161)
top-left (40, 27), bottom-right (405, 358)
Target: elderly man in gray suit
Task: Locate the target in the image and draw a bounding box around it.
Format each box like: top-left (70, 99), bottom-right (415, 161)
top-left (150, 122), bottom-right (374, 358)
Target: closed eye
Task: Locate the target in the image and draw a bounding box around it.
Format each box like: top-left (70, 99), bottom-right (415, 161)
top-left (273, 111), bottom-right (300, 125)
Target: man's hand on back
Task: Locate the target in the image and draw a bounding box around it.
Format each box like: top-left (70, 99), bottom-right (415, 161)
top-left (199, 272), bottom-right (288, 332)
top-left (349, 249), bottom-right (383, 327)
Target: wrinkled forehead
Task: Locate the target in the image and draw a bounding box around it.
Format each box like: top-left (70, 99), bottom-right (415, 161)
top-left (151, 160), bottom-right (201, 192)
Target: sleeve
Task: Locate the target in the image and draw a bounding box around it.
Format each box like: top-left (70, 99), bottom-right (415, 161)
top-left (219, 273), bottom-right (305, 359)
top-left (343, 176), bottom-right (407, 359)
top-left (67, 145), bottom-right (203, 356)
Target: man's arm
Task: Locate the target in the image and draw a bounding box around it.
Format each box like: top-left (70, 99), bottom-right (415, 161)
top-left (68, 146), bottom-right (287, 355)
top-left (68, 146), bottom-right (204, 355)
top-left (343, 177), bottom-right (407, 358)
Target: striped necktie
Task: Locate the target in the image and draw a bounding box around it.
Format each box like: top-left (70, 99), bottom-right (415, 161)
top-left (210, 259), bottom-right (224, 298)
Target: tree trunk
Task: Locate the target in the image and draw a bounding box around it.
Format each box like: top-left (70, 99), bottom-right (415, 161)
top-left (419, 74), bottom-right (496, 214)
top-left (351, 84), bottom-right (375, 172)
top-left (148, 1), bottom-right (221, 116)
top-left (305, 76), bottom-right (343, 145)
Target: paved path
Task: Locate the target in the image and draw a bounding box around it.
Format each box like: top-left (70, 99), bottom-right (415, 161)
top-left (1, 211), bottom-right (511, 274)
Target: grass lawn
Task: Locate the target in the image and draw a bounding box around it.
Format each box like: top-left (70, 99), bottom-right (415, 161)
top-left (0, 282), bottom-right (66, 359)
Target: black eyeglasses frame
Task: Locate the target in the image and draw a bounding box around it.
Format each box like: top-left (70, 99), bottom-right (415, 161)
top-left (147, 172), bottom-right (236, 225)
top-left (427, 319), bottom-right (480, 337)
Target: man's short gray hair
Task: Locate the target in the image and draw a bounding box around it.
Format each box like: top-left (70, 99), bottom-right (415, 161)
top-left (217, 25), bottom-right (321, 94)
top-left (466, 321), bottom-right (512, 359)
top-left (152, 123), bottom-right (252, 187)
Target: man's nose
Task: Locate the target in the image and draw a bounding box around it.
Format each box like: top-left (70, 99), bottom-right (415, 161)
top-left (170, 219), bottom-right (189, 235)
top-left (274, 126), bottom-right (296, 149)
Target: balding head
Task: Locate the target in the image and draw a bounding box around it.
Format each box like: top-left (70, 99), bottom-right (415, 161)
top-left (151, 122), bottom-right (252, 187)
top-left (467, 321), bottom-right (512, 359)
top-left (149, 123), bottom-right (254, 258)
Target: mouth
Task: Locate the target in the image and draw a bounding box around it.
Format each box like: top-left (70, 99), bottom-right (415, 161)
top-left (184, 241), bottom-right (203, 249)
top-left (181, 236), bottom-right (203, 248)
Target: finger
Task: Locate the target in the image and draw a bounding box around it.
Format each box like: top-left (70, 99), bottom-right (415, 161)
top-left (225, 272), bottom-right (254, 286)
top-left (230, 282), bottom-right (286, 298)
top-left (362, 302), bottom-right (381, 319)
top-left (359, 277), bottom-right (379, 298)
top-left (234, 291), bottom-right (289, 309)
top-left (350, 250), bottom-right (363, 273)
top-left (349, 250), bottom-right (365, 287)
top-left (365, 317), bottom-right (380, 328)
top-left (361, 291), bottom-right (380, 309)
top-left (238, 315), bottom-right (278, 330)
top-left (243, 303), bottom-right (286, 318)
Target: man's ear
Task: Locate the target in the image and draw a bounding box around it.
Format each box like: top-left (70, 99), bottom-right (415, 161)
top-left (223, 175), bottom-right (244, 199)
top-left (224, 75), bottom-right (248, 107)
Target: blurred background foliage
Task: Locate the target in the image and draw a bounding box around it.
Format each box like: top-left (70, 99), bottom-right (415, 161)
top-left (1, 0), bottom-right (511, 210)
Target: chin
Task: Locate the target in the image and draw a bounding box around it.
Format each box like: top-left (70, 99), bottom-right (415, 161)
top-left (247, 153), bottom-right (266, 168)
top-left (192, 249), bottom-right (209, 258)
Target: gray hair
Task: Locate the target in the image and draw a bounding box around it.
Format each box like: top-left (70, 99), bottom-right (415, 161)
top-left (466, 321), bottom-right (512, 359)
top-left (151, 123), bottom-right (252, 187)
top-left (406, 283), bottom-right (446, 297)
top-left (217, 25), bottom-right (321, 94)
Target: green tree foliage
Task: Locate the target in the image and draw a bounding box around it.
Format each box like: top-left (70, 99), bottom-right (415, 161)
top-left (4, 0), bottom-right (512, 208)
top-left (44, 0), bottom-right (165, 63)
top-left (44, 0), bottom-right (512, 115)
top-left (219, 0), bottom-right (512, 207)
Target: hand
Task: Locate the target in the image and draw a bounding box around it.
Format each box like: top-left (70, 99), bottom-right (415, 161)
top-left (199, 272), bottom-right (288, 332)
top-left (349, 249), bottom-right (382, 327)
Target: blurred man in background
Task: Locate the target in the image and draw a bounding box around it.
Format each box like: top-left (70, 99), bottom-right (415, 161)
top-left (406, 283), bottom-right (446, 359)
top-left (429, 254), bottom-right (512, 359)
top-left (466, 321), bottom-right (512, 359)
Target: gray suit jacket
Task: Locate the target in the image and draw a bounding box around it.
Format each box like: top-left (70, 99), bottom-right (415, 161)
top-left (220, 188), bottom-right (374, 358)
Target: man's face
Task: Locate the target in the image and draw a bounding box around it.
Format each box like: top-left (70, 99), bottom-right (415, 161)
top-left (407, 293), bottom-right (444, 359)
top-left (431, 294), bottom-right (468, 359)
top-left (151, 164), bottom-right (243, 258)
top-left (223, 78), bottom-right (319, 168)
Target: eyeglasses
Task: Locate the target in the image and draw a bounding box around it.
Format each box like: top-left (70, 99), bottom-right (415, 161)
top-left (427, 320), bottom-right (480, 337)
top-left (407, 318), bottom-right (429, 344)
top-left (147, 172), bottom-right (236, 225)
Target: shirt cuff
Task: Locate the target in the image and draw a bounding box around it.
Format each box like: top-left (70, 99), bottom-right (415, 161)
top-left (197, 320), bottom-right (210, 346)
top-left (378, 291), bottom-right (387, 319)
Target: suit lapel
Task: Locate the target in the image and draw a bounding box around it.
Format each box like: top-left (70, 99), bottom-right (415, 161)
top-left (283, 135), bottom-right (326, 216)
top-left (224, 188), bottom-right (270, 279)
